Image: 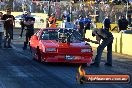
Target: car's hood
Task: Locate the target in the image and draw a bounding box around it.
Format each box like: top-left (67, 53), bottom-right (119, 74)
top-left (40, 40), bottom-right (58, 48)
top-left (40, 40), bottom-right (90, 48)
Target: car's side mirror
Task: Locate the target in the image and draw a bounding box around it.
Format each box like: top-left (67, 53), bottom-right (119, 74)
top-left (32, 35), bottom-right (38, 40)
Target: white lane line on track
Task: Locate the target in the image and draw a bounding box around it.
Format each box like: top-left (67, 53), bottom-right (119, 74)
top-left (0, 81), bottom-right (6, 88)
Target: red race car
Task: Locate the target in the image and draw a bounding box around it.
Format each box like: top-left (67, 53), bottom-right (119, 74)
top-left (30, 28), bottom-right (93, 65)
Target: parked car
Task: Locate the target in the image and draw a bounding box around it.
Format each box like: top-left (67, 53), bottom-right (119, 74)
top-left (29, 28), bottom-right (93, 65)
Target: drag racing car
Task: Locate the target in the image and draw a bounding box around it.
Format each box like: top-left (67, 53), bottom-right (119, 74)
top-left (29, 28), bottom-right (93, 64)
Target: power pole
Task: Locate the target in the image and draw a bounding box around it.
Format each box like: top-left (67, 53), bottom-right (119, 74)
top-left (70, 1), bottom-right (72, 22)
top-left (48, 0), bottom-right (51, 16)
top-left (126, 1), bottom-right (128, 19)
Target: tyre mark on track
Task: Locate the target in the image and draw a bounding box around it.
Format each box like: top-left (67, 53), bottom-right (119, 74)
top-left (12, 49), bottom-right (75, 88)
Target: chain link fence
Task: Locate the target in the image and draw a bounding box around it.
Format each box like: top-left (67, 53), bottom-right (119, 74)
top-left (0, 0), bottom-right (131, 23)
top-left (72, 2), bottom-right (129, 23)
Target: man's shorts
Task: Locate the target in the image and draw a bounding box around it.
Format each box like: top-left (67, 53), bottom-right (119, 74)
top-left (4, 29), bottom-right (13, 39)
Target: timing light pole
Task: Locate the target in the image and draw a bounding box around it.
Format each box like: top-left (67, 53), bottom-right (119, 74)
top-left (126, 0), bottom-right (129, 19)
top-left (48, 0), bottom-right (51, 16)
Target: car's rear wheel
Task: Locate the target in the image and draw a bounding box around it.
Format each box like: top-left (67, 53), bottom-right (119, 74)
top-left (31, 46), bottom-right (44, 62)
top-left (36, 46), bottom-right (42, 62)
top-left (31, 48), bottom-right (38, 61)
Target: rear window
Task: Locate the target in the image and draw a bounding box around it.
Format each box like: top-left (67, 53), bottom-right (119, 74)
top-left (40, 30), bottom-right (58, 40)
top-left (40, 28), bottom-right (83, 42)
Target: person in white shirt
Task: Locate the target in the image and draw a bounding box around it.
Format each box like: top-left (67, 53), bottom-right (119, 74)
top-left (0, 12), bottom-right (4, 48)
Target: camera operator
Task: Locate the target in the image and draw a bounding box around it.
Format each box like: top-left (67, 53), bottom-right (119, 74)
top-left (19, 11), bottom-right (28, 38)
top-left (23, 12), bottom-right (35, 50)
top-left (0, 12), bottom-right (4, 48)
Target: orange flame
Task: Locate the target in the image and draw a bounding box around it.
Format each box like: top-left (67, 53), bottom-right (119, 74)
top-left (78, 66), bottom-right (86, 76)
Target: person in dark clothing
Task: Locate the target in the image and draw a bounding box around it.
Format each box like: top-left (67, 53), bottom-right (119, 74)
top-left (127, 14), bottom-right (131, 25)
top-left (2, 8), bottom-right (15, 48)
top-left (85, 28), bottom-right (114, 67)
top-left (0, 12), bottom-right (4, 48)
top-left (118, 16), bottom-right (123, 32)
top-left (84, 15), bottom-right (92, 33)
top-left (66, 13), bottom-right (70, 22)
top-left (78, 15), bottom-right (85, 38)
top-left (118, 15), bottom-right (128, 32)
top-left (121, 15), bottom-right (128, 31)
top-left (23, 12), bottom-right (35, 50)
top-left (19, 11), bottom-right (28, 38)
top-left (103, 16), bottom-right (111, 32)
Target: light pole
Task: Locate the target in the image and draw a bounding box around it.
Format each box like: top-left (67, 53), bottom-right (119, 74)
top-left (126, 0), bottom-right (129, 19)
top-left (70, 1), bottom-right (72, 22)
top-left (48, 0), bottom-right (51, 16)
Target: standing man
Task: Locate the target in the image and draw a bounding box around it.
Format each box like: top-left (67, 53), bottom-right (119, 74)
top-left (66, 13), bottom-right (70, 22)
top-left (85, 28), bottom-right (114, 67)
top-left (78, 15), bottom-right (85, 38)
top-left (118, 15), bottom-right (128, 32)
top-left (103, 15), bottom-right (111, 32)
top-left (19, 11), bottom-right (28, 38)
top-left (2, 8), bottom-right (15, 48)
top-left (118, 16), bottom-right (123, 32)
top-left (23, 12), bottom-right (35, 50)
top-left (121, 15), bottom-right (128, 31)
top-left (48, 13), bottom-right (57, 28)
top-left (84, 15), bottom-right (92, 34)
top-left (0, 12), bottom-right (4, 48)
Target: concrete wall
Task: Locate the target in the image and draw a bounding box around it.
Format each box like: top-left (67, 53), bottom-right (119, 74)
top-left (96, 23), bottom-right (118, 30)
top-left (85, 30), bottom-right (132, 56)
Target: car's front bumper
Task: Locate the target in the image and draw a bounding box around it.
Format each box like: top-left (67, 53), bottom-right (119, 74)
top-left (41, 54), bottom-right (92, 64)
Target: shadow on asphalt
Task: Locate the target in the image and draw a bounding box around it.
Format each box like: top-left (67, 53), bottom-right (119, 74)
top-left (35, 60), bottom-right (85, 67)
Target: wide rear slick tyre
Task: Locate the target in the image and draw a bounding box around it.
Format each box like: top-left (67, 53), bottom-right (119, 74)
top-left (36, 46), bottom-right (41, 62)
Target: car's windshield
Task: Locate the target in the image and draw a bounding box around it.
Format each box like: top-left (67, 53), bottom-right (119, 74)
top-left (40, 29), bottom-right (82, 42)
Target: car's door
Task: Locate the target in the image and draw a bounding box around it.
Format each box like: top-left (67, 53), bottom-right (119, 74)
top-left (30, 30), bottom-right (41, 53)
